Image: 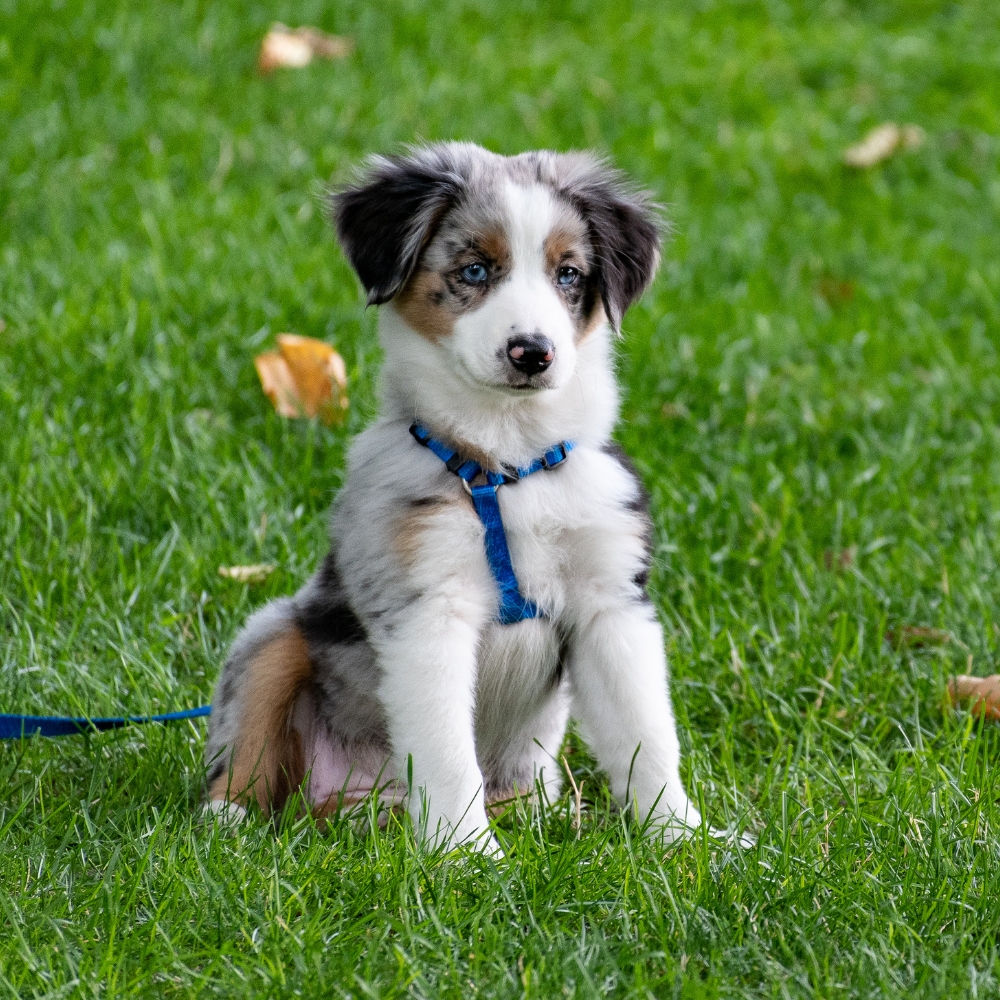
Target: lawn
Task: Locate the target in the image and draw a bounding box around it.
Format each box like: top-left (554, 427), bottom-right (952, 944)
top-left (3, 0), bottom-right (1000, 996)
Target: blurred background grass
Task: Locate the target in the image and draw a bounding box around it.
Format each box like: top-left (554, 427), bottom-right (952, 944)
top-left (2, 1), bottom-right (1000, 997)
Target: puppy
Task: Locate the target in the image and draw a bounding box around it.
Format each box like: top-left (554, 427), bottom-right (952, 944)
top-left (205, 143), bottom-right (705, 850)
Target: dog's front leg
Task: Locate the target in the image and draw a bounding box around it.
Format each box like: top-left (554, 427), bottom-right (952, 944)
top-left (375, 597), bottom-right (497, 852)
top-left (570, 604), bottom-right (703, 840)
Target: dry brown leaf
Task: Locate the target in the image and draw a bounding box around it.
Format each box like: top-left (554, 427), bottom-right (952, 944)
top-left (661, 401), bottom-right (690, 419)
top-left (254, 334), bottom-right (348, 426)
top-left (824, 546), bottom-right (856, 571)
top-left (258, 24), bottom-right (353, 73)
top-left (218, 563), bottom-right (276, 584)
top-left (947, 675), bottom-right (1000, 721)
top-left (885, 625), bottom-right (950, 648)
top-left (843, 123), bottom-right (925, 168)
top-left (818, 277), bottom-right (856, 305)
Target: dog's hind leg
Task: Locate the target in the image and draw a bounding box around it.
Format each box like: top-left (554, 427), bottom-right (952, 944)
top-left (205, 599), bottom-right (313, 817)
top-left (482, 678), bottom-right (571, 815)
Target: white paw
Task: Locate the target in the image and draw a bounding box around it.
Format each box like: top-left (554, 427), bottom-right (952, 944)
top-left (204, 799), bottom-right (247, 830)
top-left (652, 815), bottom-right (756, 849)
top-left (645, 797), bottom-right (703, 843)
top-left (478, 834), bottom-right (506, 859)
top-left (724, 827), bottom-right (757, 849)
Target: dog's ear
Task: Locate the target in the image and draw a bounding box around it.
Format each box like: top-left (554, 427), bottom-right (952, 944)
top-left (332, 151), bottom-right (465, 306)
top-left (559, 157), bottom-right (662, 333)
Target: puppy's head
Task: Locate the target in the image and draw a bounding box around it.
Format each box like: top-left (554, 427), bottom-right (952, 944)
top-left (333, 143), bottom-right (661, 394)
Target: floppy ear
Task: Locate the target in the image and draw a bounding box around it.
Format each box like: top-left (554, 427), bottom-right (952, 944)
top-left (559, 158), bottom-right (662, 333)
top-left (332, 152), bottom-right (464, 305)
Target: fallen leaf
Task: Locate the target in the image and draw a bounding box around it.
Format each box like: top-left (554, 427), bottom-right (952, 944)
top-left (254, 351), bottom-right (301, 419)
top-left (661, 401), bottom-right (690, 419)
top-left (255, 334), bottom-right (348, 425)
top-left (258, 24), bottom-right (353, 73)
top-left (824, 546), bottom-right (856, 571)
top-left (885, 625), bottom-right (950, 648)
top-left (900, 125), bottom-right (926, 150)
top-left (843, 123), bottom-right (925, 168)
top-left (818, 277), bottom-right (856, 305)
top-left (947, 675), bottom-right (1000, 721)
top-left (218, 564), bottom-right (276, 584)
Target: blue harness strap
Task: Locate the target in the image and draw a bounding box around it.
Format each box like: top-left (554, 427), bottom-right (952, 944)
top-left (410, 423), bottom-right (574, 624)
top-left (0, 704), bottom-right (211, 740)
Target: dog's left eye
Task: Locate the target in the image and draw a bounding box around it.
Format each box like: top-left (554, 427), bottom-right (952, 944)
top-left (557, 266), bottom-right (579, 286)
top-left (461, 263), bottom-right (488, 284)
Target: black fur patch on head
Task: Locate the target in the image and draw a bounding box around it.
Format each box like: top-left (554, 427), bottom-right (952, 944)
top-left (333, 148), bottom-right (470, 305)
top-left (554, 157), bottom-right (663, 333)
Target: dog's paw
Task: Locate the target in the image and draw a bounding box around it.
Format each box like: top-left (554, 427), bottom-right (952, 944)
top-left (479, 834), bottom-right (506, 859)
top-left (723, 827), bottom-right (757, 849)
top-left (654, 819), bottom-right (756, 849)
top-left (203, 799), bottom-right (248, 832)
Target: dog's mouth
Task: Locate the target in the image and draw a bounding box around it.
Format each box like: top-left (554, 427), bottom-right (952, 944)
top-left (498, 376), bottom-right (556, 394)
top-left (454, 354), bottom-right (558, 395)
top-left (470, 377), bottom-right (552, 397)
top-left (499, 367), bottom-right (557, 393)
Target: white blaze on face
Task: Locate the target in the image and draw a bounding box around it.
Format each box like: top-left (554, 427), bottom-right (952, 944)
top-left (450, 182), bottom-right (579, 392)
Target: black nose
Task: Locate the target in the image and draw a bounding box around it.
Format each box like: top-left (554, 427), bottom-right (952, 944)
top-left (507, 336), bottom-right (555, 376)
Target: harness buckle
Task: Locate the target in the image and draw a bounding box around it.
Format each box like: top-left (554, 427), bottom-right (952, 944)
top-left (540, 443), bottom-right (569, 470)
top-left (461, 471), bottom-right (492, 496)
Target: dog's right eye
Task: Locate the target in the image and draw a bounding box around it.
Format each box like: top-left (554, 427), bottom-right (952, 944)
top-left (460, 263), bottom-right (488, 284)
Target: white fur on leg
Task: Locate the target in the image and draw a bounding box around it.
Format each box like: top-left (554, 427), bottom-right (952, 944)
top-left (569, 606), bottom-right (703, 837)
top-left (375, 597), bottom-right (494, 849)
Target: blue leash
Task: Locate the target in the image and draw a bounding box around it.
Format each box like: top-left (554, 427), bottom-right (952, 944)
top-left (5, 425), bottom-right (571, 736)
top-left (410, 423), bottom-right (574, 625)
top-left (0, 704), bottom-right (211, 740)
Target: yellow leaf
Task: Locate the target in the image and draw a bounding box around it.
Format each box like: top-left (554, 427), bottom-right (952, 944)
top-left (258, 24), bottom-right (354, 74)
top-left (947, 675), bottom-right (1000, 721)
top-left (254, 334), bottom-right (348, 426)
top-left (843, 123), bottom-right (925, 168)
top-left (218, 564), bottom-right (276, 584)
top-left (254, 351), bottom-right (300, 419)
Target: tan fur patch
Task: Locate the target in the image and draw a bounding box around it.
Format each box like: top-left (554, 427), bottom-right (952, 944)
top-left (543, 225), bottom-right (604, 343)
top-left (449, 434), bottom-right (501, 473)
top-left (473, 226), bottom-right (512, 272)
top-left (543, 226), bottom-right (589, 273)
top-left (576, 300), bottom-right (608, 344)
top-left (207, 627), bottom-right (313, 814)
top-left (394, 497), bottom-right (461, 569)
top-left (394, 269), bottom-right (456, 342)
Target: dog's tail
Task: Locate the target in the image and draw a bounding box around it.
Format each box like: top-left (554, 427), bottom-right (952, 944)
top-left (205, 598), bottom-right (313, 815)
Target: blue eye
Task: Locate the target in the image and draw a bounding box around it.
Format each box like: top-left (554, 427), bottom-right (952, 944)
top-left (461, 263), bottom-right (488, 284)
top-left (557, 266), bottom-right (579, 286)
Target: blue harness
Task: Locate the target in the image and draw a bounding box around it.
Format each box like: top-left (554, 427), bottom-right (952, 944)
top-left (410, 423), bottom-right (574, 625)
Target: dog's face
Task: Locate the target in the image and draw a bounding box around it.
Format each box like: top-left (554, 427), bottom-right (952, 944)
top-left (333, 144), bottom-right (661, 395)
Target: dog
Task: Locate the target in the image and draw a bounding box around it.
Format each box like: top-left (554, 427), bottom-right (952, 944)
top-left (205, 142), bottom-right (706, 851)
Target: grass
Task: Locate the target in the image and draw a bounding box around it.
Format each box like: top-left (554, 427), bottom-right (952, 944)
top-left (3, 0), bottom-right (1000, 995)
